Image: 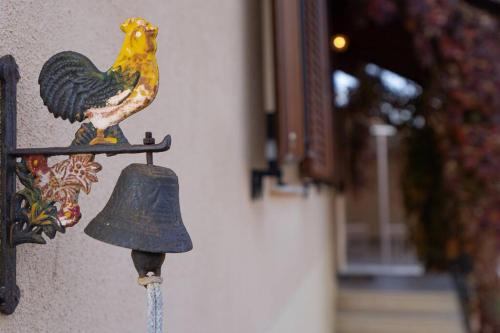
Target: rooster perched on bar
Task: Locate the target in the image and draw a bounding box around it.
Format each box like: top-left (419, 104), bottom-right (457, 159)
top-left (38, 17), bottom-right (159, 145)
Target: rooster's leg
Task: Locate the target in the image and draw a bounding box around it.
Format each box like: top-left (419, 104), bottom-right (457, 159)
top-left (89, 128), bottom-right (118, 145)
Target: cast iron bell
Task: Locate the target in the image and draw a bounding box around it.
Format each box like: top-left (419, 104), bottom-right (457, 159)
top-left (84, 163), bottom-right (193, 277)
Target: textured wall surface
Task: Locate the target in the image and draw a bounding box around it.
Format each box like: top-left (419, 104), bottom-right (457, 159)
top-left (0, 1), bottom-right (337, 332)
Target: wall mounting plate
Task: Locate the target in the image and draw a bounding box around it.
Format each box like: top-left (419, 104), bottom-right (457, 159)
top-left (0, 55), bottom-right (20, 315)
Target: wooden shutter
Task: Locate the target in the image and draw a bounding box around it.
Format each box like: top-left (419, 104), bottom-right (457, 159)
top-left (274, 0), bottom-right (306, 163)
top-left (300, 0), bottom-right (335, 182)
top-left (271, 0), bottom-right (335, 182)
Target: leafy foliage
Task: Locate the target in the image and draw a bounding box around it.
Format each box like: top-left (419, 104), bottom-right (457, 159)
top-left (12, 159), bottom-right (64, 245)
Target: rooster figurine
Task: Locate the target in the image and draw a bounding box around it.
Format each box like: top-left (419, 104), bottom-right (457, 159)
top-left (38, 17), bottom-right (159, 145)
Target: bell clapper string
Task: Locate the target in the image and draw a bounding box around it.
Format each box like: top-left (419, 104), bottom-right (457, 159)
top-left (138, 274), bottom-right (164, 333)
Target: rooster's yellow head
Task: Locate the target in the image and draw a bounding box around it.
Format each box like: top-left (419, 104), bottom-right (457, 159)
top-left (119, 17), bottom-right (158, 56)
top-left (112, 17), bottom-right (159, 94)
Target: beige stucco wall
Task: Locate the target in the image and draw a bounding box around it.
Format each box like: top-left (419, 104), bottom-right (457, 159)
top-left (0, 1), bottom-right (337, 332)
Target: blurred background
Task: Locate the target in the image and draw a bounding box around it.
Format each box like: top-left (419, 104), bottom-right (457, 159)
top-left (326, 0), bottom-right (500, 332)
top-left (262, 0), bottom-right (500, 331)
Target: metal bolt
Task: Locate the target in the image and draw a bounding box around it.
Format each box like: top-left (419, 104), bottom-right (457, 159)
top-left (143, 132), bottom-right (155, 165)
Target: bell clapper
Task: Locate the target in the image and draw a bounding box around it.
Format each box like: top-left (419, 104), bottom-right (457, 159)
top-left (131, 249), bottom-right (166, 282)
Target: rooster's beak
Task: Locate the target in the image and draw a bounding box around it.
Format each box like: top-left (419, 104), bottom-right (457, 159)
top-left (146, 26), bottom-right (158, 38)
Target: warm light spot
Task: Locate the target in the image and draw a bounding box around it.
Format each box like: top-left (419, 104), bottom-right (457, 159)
top-left (331, 34), bottom-right (348, 52)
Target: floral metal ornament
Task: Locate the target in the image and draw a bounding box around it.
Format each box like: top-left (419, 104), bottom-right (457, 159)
top-left (13, 152), bottom-right (100, 243)
top-left (17, 153), bottom-right (101, 229)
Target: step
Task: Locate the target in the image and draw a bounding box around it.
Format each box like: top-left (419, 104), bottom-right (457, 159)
top-left (338, 289), bottom-right (461, 314)
top-left (337, 310), bottom-right (465, 333)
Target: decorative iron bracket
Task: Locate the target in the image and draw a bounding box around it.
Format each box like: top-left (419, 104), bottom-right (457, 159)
top-left (0, 55), bottom-right (171, 314)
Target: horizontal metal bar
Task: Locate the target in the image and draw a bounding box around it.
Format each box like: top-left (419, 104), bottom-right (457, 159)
top-left (9, 135), bottom-right (171, 157)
